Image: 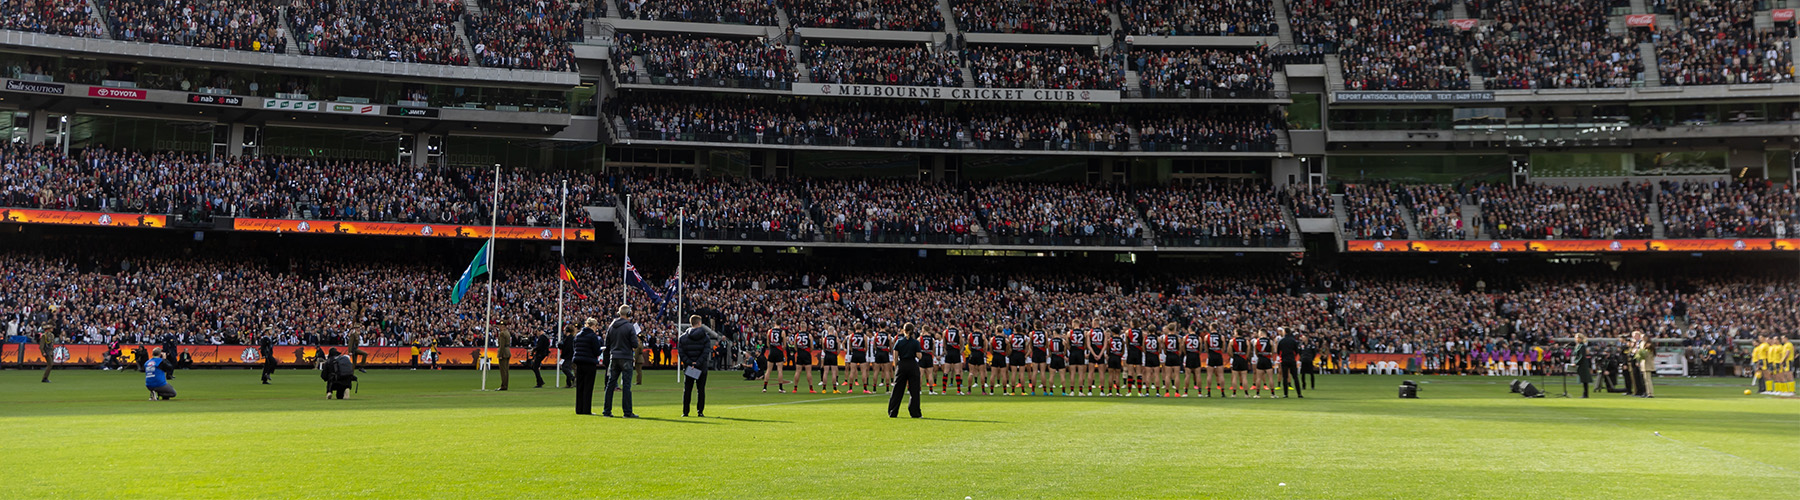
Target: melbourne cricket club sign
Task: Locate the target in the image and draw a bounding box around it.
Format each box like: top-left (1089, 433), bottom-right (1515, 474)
top-left (796, 83), bottom-right (1120, 103)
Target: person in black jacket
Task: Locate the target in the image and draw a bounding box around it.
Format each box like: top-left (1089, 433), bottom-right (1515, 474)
top-left (323, 348), bottom-right (358, 399)
top-left (528, 332), bottom-right (551, 388)
top-left (1571, 334), bottom-right (1592, 398)
top-left (572, 318), bottom-right (603, 414)
top-left (888, 323), bottom-right (923, 418)
top-left (1277, 329), bottom-right (1302, 398)
top-left (558, 329), bottom-right (576, 388)
top-left (678, 315), bottom-right (723, 417)
top-left (160, 335), bottom-right (179, 380)
top-left (603, 305), bottom-right (641, 418)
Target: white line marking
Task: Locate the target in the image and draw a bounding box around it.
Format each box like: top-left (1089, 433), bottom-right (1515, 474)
top-left (726, 394), bottom-right (879, 409)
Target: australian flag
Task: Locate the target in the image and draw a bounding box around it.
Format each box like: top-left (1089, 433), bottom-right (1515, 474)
top-left (624, 257), bottom-right (663, 304)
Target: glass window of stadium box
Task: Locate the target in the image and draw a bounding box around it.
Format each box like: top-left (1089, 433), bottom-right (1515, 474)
top-left (68, 116), bottom-right (214, 154)
top-left (1328, 108), bottom-right (1451, 130)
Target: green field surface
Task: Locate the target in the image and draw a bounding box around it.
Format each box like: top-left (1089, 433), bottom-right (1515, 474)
top-left (5, 369), bottom-right (1795, 499)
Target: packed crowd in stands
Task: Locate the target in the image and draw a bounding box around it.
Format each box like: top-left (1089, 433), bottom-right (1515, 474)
top-left (2, 0), bottom-right (105, 38)
top-left (0, 143), bottom-right (599, 226)
top-left (287, 0), bottom-right (465, 64)
top-left (615, 33), bottom-right (794, 86)
top-left (6, 236), bottom-right (1795, 374)
top-left (1132, 47), bottom-right (1276, 98)
top-left (1402, 184), bottom-right (1465, 240)
top-left (972, 182), bottom-right (1144, 239)
top-left (802, 43), bottom-right (964, 87)
top-left (1286, 183), bottom-right (1331, 218)
top-left (804, 178), bottom-right (974, 238)
top-left (967, 46), bottom-right (1125, 90)
top-left (466, 0), bottom-right (581, 70)
top-left (1135, 106), bottom-right (1281, 152)
top-left (964, 106), bottom-right (1133, 150)
top-left (781, 0), bottom-right (940, 31)
top-left (1473, 0), bottom-right (1643, 89)
top-left (619, 0), bottom-right (776, 25)
top-left (105, 0), bottom-right (283, 52)
top-left (1290, 0), bottom-right (1469, 90)
top-left (1657, 180), bottom-right (1798, 238)
top-left (1120, 0), bottom-right (1277, 36)
top-left (1340, 182), bottom-right (1408, 239)
top-left (1136, 180), bottom-right (1289, 244)
top-left (621, 174), bottom-right (816, 238)
top-left (1472, 182), bottom-right (1652, 239)
top-left (615, 95), bottom-right (1280, 151)
top-left (1654, 0), bottom-right (1796, 86)
top-left (952, 0), bottom-right (1112, 35)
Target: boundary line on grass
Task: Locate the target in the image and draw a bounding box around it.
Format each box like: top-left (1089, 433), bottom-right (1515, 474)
top-left (725, 394), bottom-right (878, 409)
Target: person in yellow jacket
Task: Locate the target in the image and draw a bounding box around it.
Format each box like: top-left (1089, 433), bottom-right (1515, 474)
top-left (1752, 336), bottom-right (1770, 394)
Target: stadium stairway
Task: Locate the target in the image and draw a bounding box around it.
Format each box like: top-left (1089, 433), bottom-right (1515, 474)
top-left (1608, 14), bottom-right (1627, 35)
top-left (1323, 54), bottom-right (1344, 91)
top-left (1122, 68), bottom-right (1141, 93)
top-left (1107, 7), bottom-right (1123, 36)
top-left (600, 0), bottom-right (620, 19)
top-left (82, 0), bottom-right (111, 39)
top-left (461, 0), bottom-right (484, 16)
top-left (1330, 192), bottom-right (1349, 234)
top-left (1459, 199), bottom-right (1481, 240)
top-left (969, 223), bottom-right (991, 245)
top-left (791, 47), bottom-right (811, 81)
top-left (1754, 10), bottom-right (1773, 30)
top-left (1396, 201), bottom-right (1422, 239)
top-left (1792, 43), bottom-right (1800, 75)
top-left (1451, 0), bottom-right (1468, 20)
top-left (1273, 0), bottom-right (1295, 46)
top-left (277, 7), bottom-right (300, 54)
top-left (1638, 42), bottom-right (1661, 86)
top-left (959, 66), bottom-right (976, 88)
top-left (1272, 70), bottom-right (1289, 96)
top-left (454, 19), bottom-right (480, 67)
top-left (775, 4), bottom-right (792, 34)
top-left (1281, 203), bottom-right (1302, 246)
top-left (937, 0), bottom-right (962, 41)
top-left (1629, 0), bottom-right (1647, 14)
top-left (1650, 191), bottom-right (1667, 239)
top-left (630, 55), bottom-right (650, 81)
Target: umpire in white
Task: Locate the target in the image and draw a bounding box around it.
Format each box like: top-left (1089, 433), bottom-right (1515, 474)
top-left (678, 315), bottom-right (724, 417)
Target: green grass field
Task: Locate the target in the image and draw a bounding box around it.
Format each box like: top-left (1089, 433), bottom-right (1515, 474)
top-left (5, 368), bottom-right (1796, 499)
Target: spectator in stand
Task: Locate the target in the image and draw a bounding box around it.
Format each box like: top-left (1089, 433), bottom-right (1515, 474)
top-left (967, 46), bottom-right (1125, 90)
top-left (2, 0), bottom-right (105, 38)
top-left (1402, 184), bottom-right (1464, 239)
top-left (1473, 0), bottom-right (1643, 89)
top-left (287, 0), bottom-right (465, 64)
top-left (618, 96), bottom-right (961, 148)
top-left (1472, 181), bottom-right (1652, 239)
top-left (1136, 180), bottom-right (1288, 245)
top-left (804, 42), bottom-right (963, 87)
top-left (1341, 182), bottom-right (1409, 239)
top-left (1654, 0), bottom-right (1795, 86)
top-left (1121, 0), bottom-right (1276, 36)
top-left (1132, 47), bottom-right (1275, 98)
top-left (952, 0), bottom-right (1112, 35)
top-left (1657, 180), bottom-right (1799, 238)
top-left (972, 182), bottom-right (1143, 240)
top-left (1289, 0), bottom-right (1469, 90)
top-left (105, 0), bottom-right (282, 51)
top-left (615, 33), bottom-right (794, 87)
top-left (620, 0), bottom-right (776, 25)
top-left (781, 0), bottom-right (940, 31)
top-left (805, 178), bottom-right (973, 239)
top-left (466, 0), bottom-right (581, 71)
top-left (965, 105), bottom-right (1132, 151)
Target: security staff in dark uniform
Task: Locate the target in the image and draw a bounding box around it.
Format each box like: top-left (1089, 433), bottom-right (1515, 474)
top-left (558, 330), bottom-right (575, 388)
top-left (1299, 334), bottom-right (1320, 389)
top-left (1277, 330), bottom-right (1302, 398)
top-left (160, 335), bottom-right (179, 379)
top-left (1571, 334), bottom-right (1592, 398)
top-left (529, 332), bottom-right (551, 388)
top-left (259, 332), bottom-right (277, 384)
top-left (571, 317), bottom-right (603, 415)
top-left (887, 323), bottom-right (923, 418)
top-left (678, 315), bottom-right (722, 417)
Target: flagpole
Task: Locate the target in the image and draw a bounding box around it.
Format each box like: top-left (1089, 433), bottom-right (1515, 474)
top-left (482, 164), bottom-right (499, 391)
top-left (556, 179), bottom-right (567, 389)
top-left (673, 205), bottom-right (676, 384)
top-left (622, 194), bottom-right (630, 305)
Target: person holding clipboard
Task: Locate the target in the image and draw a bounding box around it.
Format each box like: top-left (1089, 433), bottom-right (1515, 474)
top-left (679, 315), bottom-right (724, 417)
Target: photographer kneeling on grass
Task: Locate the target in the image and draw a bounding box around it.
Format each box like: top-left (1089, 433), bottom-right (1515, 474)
top-left (322, 348), bottom-right (359, 399)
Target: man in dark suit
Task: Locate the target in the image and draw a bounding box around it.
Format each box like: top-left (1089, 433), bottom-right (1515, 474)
top-left (571, 318), bottom-right (603, 415)
top-left (678, 315), bottom-right (722, 417)
top-left (1277, 329), bottom-right (1302, 398)
top-left (529, 332), bottom-right (551, 388)
top-left (259, 332), bottom-right (278, 384)
top-left (888, 323), bottom-right (923, 418)
top-left (1571, 334), bottom-right (1592, 398)
top-left (603, 305), bottom-right (641, 418)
